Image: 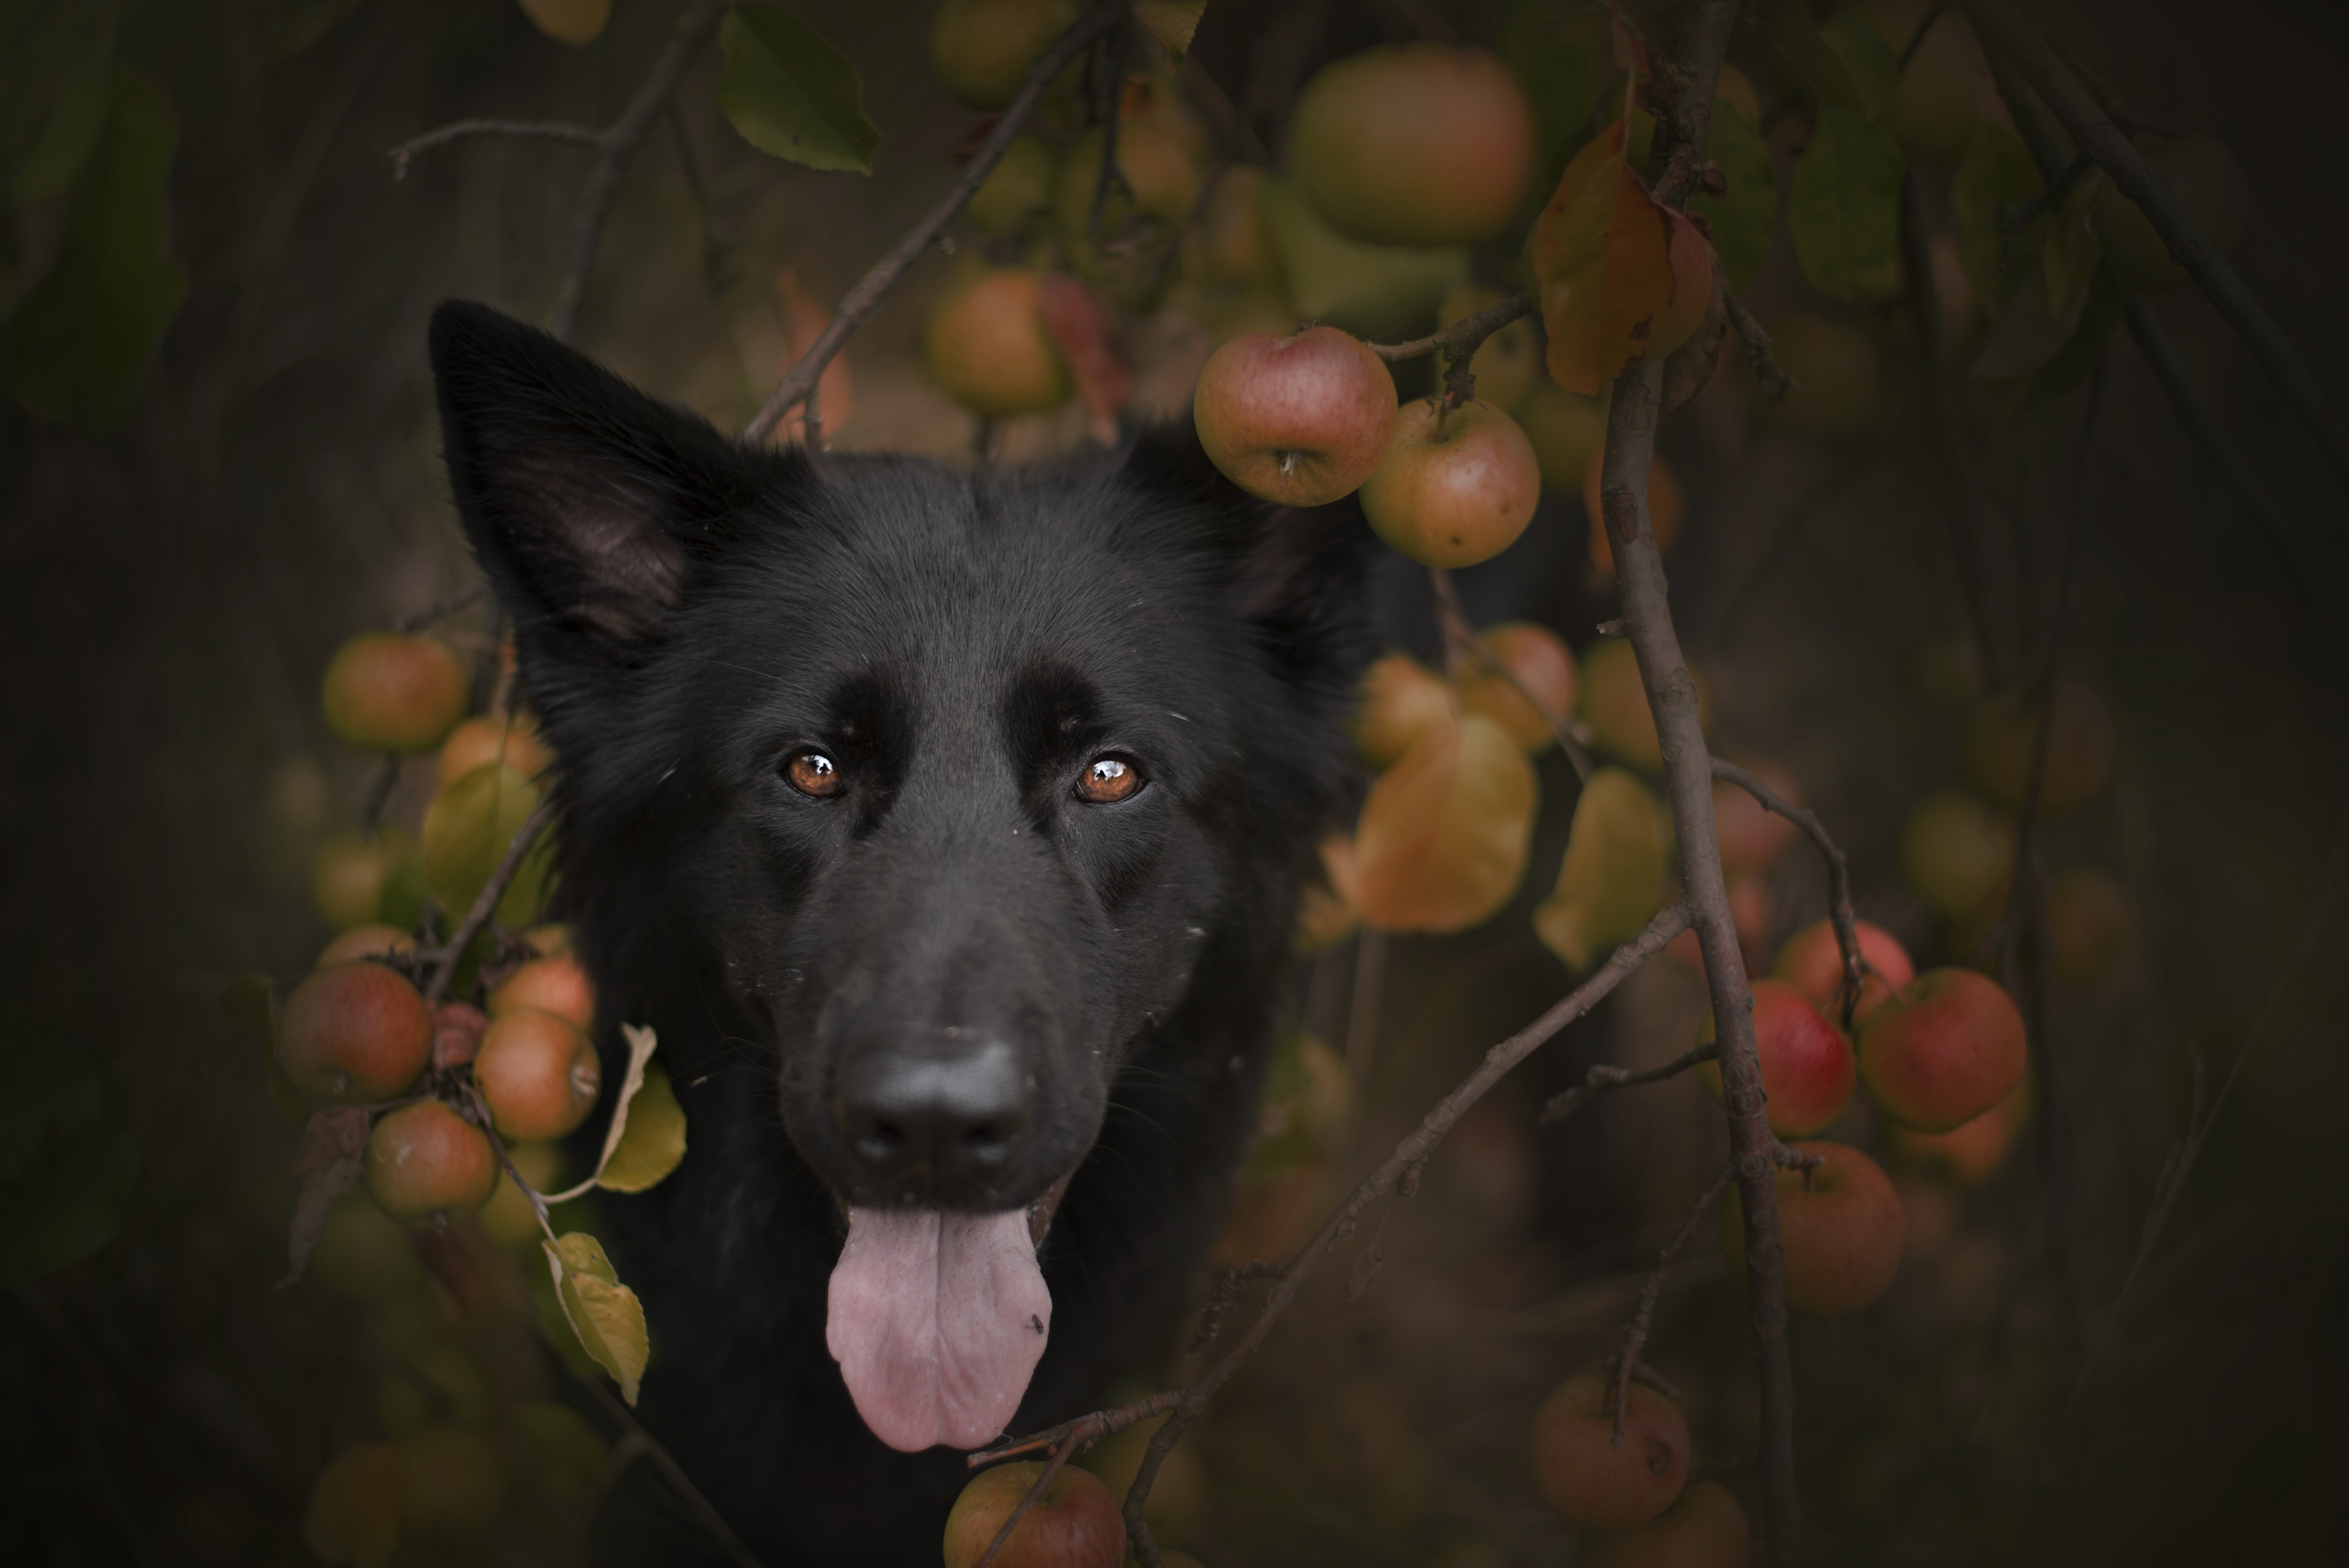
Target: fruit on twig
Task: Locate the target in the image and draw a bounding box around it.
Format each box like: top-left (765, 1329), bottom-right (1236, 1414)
top-left (421, 762), bottom-right (551, 928)
top-left (303, 1441), bottom-right (403, 1567)
top-left (943, 1460), bottom-right (1125, 1568)
top-left (1529, 1372), bottom-right (1690, 1531)
top-left (317, 924), bottom-right (416, 968)
top-left (1583, 452), bottom-right (1683, 578)
top-left (1192, 326), bottom-right (1396, 506)
top-left (488, 955), bottom-right (595, 1031)
top-left (282, 963), bottom-right (435, 1104)
top-left (1759, 314), bottom-right (1878, 443)
top-left (1695, 979), bottom-right (1856, 1138)
top-left (1182, 164), bottom-right (1279, 290)
top-left (1055, 123), bottom-right (1199, 247)
top-left (394, 1426), bottom-right (504, 1534)
top-left (1438, 282), bottom-right (1538, 411)
top-left (473, 1009), bottom-right (602, 1142)
top-left (1858, 967), bottom-right (2027, 1132)
top-left (1360, 398), bottom-right (1541, 569)
top-left (480, 1139), bottom-right (567, 1247)
top-left (1456, 623), bottom-right (1577, 754)
top-left (1961, 677), bottom-right (2118, 813)
top-left (1899, 791), bottom-right (2015, 921)
top-left (1078, 1409), bottom-right (1208, 1541)
top-left (1355, 711), bottom-right (1538, 934)
top-left (1771, 917), bottom-right (1915, 1025)
top-left (323, 633), bottom-right (472, 755)
top-left (1289, 44), bottom-right (1536, 247)
top-left (1578, 638), bottom-right (1711, 772)
top-left (2092, 132), bottom-right (2252, 293)
top-left (1887, 1080), bottom-right (2029, 1187)
top-left (1580, 1479), bottom-right (1754, 1568)
top-left (364, 1101), bottom-right (498, 1221)
top-left (2045, 866), bottom-right (2133, 984)
top-left (929, 0), bottom-right (1078, 110)
top-left (517, 0), bottom-right (609, 47)
top-left (313, 831), bottom-right (411, 930)
top-left (1712, 759), bottom-right (1802, 875)
top-left (1722, 1140), bottom-right (1906, 1315)
top-left (1353, 653), bottom-right (1454, 769)
top-left (925, 267), bottom-right (1073, 416)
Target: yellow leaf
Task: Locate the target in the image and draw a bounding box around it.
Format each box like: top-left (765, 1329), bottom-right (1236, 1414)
top-left (545, 1233), bottom-right (650, 1406)
top-left (1534, 767), bottom-right (1666, 970)
top-left (1135, 0), bottom-right (1207, 64)
top-left (595, 1061), bottom-right (686, 1194)
top-left (1531, 120), bottom-right (1716, 394)
top-left (545, 1023), bottom-right (672, 1201)
top-left (1355, 711), bottom-right (1538, 934)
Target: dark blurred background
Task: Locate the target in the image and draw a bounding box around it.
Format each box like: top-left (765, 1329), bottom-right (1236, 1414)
top-left (6, 0), bottom-right (2349, 1563)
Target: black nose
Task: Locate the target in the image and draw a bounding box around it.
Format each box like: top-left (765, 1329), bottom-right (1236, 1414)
top-left (834, 1037), bottom-right (1032, 1199)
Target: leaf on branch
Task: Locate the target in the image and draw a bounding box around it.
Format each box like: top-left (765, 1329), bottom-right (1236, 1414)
top-left (1693, 94), bottom-right (1775, 292)
top-left (281, 1108), bottom-right (371, 1287)
top-left (1355, 710), bottom-right (1538, 934)
top-left (1034, 273), bottom-right (1131, 446)
top-left (544, 1231), bottom-right (650, 1405)
top-left (1787, 105), bottom-right (1906, 304)
top-left (1534, 767), bottom-right (1666, 971)
top-left (1533, 120), bottom-right (1716, 395)
top-left (593, 1060), bottom-right (687, 1194)
top-left (1134, 0), bottom-right (1207, 66)
top-left (718, 5), bottom-right (880, 176)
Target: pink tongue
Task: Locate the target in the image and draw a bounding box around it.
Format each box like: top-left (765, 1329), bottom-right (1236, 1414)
top-left (825, 1207), bottom-right (1052, 1452)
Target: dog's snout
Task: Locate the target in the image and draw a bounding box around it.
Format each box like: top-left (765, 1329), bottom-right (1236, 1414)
top-left (834, 1037), bottom-right (1032, 1199)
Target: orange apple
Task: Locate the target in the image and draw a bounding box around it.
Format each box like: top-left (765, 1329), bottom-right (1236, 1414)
top-left (1529, 1372), bottom-right (1690, 1530)
top-left (1289, 44), bottom-right (1536, 247)
top-left (1192, 326), bottom-right (1396, 506)
top-left (943, 1461), bottom-right (1125, 1568)
top-left (1723, 1140), bottom-right (1905, 1315)
top-left (472, 1009), bottom-right (601, 1142)
top-left (1577, 638), bottom-right (1711, 771)
top-left (1456, 623), bottom-right (1576, 754)
top-left (487, 955), bottom-right (595, 1031)
top-left (1857, 967), bottom-right (2027, 1132)
top-left (1360, 398), bottom-right (1541, 568)
top-left (1887, 1081), bottom-right (2029, 1187)
top-left (323, 633), bottom-right (472, 755)
top-left (364, 1100), bottom-right (499, 1221)
top-left (925, 267), bottom-right (1071, 416)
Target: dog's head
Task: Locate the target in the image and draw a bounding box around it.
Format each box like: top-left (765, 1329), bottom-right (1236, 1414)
top-left (431, 302), bottom-right (1369, 1446)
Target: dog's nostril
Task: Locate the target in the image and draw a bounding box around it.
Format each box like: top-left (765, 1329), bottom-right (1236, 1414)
top-left (835, 1037), bottom-right (1032, 1188)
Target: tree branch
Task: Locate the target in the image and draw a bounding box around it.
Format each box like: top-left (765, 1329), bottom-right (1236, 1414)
top-left (1367, 291), bottom-right (1536, 405)
top-left (1964, 0), bottom-right (2349, 491)
top-left (1719, 289), bottom-right (1795, 406)
top-left (578, 1376), bottom-right (767, 1568)
top-left (423, 796), bottom-right (554, 1004)
top-left (743, 2), bottom-right (1132, 442)
top-left (1538, 1042), bottom-right (1717, 1129)
top-left (1599, 4), bottom-right (1801, 1560)
top-left (1609, 1162), bottom-right (1734, 1439)
top-left (1711, 758), bottom-right (1862, 1031)
top-left (388, 118), bottom-right (603, 180)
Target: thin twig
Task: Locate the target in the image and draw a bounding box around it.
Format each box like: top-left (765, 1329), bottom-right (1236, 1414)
top-left (1599, 5), bottom-right (1800, 1558)
top-left (976, 1430), bottom-right (1084, 1568)
top-left (1538, 1042), bottom-right (1718, 1128)
top-left (969, 1390), bottom-right (1184, 1469)
top-left (424, 795), bottom-right (554, 1004)
top-left (1365, 291), bottom-right (1533, 365)
top-left (744, 1), bottom-right (1131, 442)
top-left (1611, 1162), bottom-right (1735, 1439)
top-left (1711, 759), bottom-right (1861, 1030)
top-left (1720, 290), bottom-right (1795, 406)
top-left (1178, 53), bottom-right (1275, 167)
top-left (550, 0), bottom-right (727, 342)
top-left (999, 902), bottom-right (1691, 1566)
top-left (1964, 0), bottom-right (2349, 490)
top-left (1427, 568), bottom-right (1595, 783)
top-left (388, 118), bottom-right (602, 180)
top-left (1187, 1262), bottom-right (1284, 1355)
top-left (1087, 18), bottom-right (1131, 249)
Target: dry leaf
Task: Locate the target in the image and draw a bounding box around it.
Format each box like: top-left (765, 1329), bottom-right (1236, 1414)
top-left (594, 1062), bottom-right (686, 1194)
top-left (1534, 767), bottom-right (1666, 970)
top-left (1035, 272), bottom-right (1132, 445)
top-left (282, 1108), bottom-right (371, 1287)
top-left (1355, 711), bottom-right (1538, 934)
top-left (545, 1023), bottom-right (661, 1203)
top-left (1533, 121), bottom-right (1716, 395)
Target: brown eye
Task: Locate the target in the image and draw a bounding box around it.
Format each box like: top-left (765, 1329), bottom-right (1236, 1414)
top-left (785, 751), bottom-right (842, 797)
top-left (1076, 755), bottom-right (1141, 804)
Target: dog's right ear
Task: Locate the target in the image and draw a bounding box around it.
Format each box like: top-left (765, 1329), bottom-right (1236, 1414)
top-left (430, 300), bottom-right (790, 672)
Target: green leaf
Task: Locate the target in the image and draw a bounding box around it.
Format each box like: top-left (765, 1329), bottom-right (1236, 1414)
top-left (594, 1060), bottom-right (686, 1194)
top-left (1787, 105), bottom-right (1905, 304)
top-left (0, 1050), bottom-right (135, 1287)
top-left (1950, 122), bottom-right (2045, 309)
top-left (419, 763), bottom-right (552, 928)
top-left (1695, 95), bottom-right (1775, 291)
top-left (718, 5), bottom-right (879, 176)
top-left (1811, 10), bottom-right (1901, 115)
top-left (545, 1231), bottom-right (651, 1404)
top-left (5, 65), bottom-right (187, 428)
top-left (1134, 0), bottom-right (1207, 66)
top-left (1501, 3), bottom-right (1595, 196)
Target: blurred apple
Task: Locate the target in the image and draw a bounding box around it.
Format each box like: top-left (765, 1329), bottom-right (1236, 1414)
top-left (1529, 1372), bottom-right (1690, 1530)
top-left (1581, 1479), bottom-right (1753, 1568)
top-left (1517, 381), bottom-right (1609, 493)
top-left (1438, 282), bottom-right (1538, 410)
top-left (930, 0), bottom-right (1078, 109)
top-left (1353, 652), bottom-right (1454, 769)
top-left (1722, 1140), bottom-right (1906, 1314)
top-left (1962, 677), bottom-right (2118, 813)
top-left (1858, 967), bottom-right (2028, 1131)
top-left (2045, 866), bottom-right (2133, 984)
top-left (1290, 44), bottom-right (1535, 247)
top-left (323, 633), bottom-right (471, 755)
top-left (1713, 759), bottom-right (1802, 875)
top-left (1900, 791), bottom-right (2015, 921)
top-left (1456, 623), bottom-right (1576, 754)
top-left (925, 267), bottom-right (1071, 415)
top-left (1887, 1081), bottom-right (2029, 1187)
top-left (1578, 638), bottom-right (1711, 772)
top-left (967, 136), bottom-right (1057, 236)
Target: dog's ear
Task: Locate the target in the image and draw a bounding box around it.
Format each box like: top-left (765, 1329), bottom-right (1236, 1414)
top-left (430, 300), bottom-right (790, 669)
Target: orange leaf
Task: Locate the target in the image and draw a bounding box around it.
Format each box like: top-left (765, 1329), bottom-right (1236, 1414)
top-left (1532, 121), bottom-right (1717, 394)
top-left (1036, 272), bottom-right (1132, 445)
top-left (1355, 711), bottom-right (1538, 934)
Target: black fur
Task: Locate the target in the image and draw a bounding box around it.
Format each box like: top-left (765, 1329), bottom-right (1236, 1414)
top-left (430, 301), bottom-right (1372, 1563)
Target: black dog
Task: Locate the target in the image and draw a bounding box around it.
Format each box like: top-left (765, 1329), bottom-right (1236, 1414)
top-left (430, 302), bottom-right (1371, 1563)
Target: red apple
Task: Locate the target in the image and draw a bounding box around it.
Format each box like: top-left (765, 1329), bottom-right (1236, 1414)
top-left (1360, 397), bottom-right (1541, 568)
top-left (1887, 1081), bottom-right (2029, 1187)
top-left (1529, 1372), bottom-right (1689, 1531)
top-left (487, 955), bottom-right (595, 1031)
top-left (1722, 1140), bottom-right (1905, 1315)
top-left (1192, 327), bottom-right (1396, 506)
top-left (943, 1461), bottom-right (1125, 1568)
top-left (1695, 979), bottom-right (1855, 1138)
top-left (1456, 623), bottom-right (1576, 754)
top-left (1770, 918), bottom-right (1915, 1026)
top-left (281, 962), bottom-right (435, 1104)
top-left (1581, 1479), bottom-right (1753, 1568)
top-left (1857, 968), bottom-right (2027, 1132)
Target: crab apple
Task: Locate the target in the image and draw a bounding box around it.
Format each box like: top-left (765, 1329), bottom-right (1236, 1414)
top-left (1578, 637), bottom-right (1712, 771)
top-left (1354, 653), bottom-right (1454, 769)
top-left (925, 267), bottom-right (1071, 416)
top-left (1182, 164), bottom-right (1278, 289)
top-left (1360, 398), bottom-right (1541, 568)
top-left (394, 1426), bottom-right (504, 1534)
top-left (1859, 967), bottom-right (2027, 1132)
top-left (435, 712), bottom-right (551, 789)
top-left (1457, 623), bottom-right (1576, 754)
top-left (303, 1441), bottom-right (403, 1567)
top-left (1713, 759), bottom-right (1802, 875)
top-left (1289, 44), bottom-right (1536, 247)
top-left (487, 955), bottom-right (595, 1031)
top-left (1962, 677), bottom-right (2118, 814)
top-left (323, 633), bottom-right (471, 755)
top-left (1695, 979), bottom-right (1856, 1138)
top-left (2046, 866), bottom-right (2133, 985)
top-left (364, 1101), bottom-right (498, 1221)
top-left (1192, 326), bottom-right (1395, 506)
top-left (1581, 1479), bottom-right (1753, 1568)
top-left (313, 832), bottom-right (405, 930)
top-left (1529, 1372), bottom-right (1690, 1531)
top-left (943, 1461), bottom-right (1125, 1568)
top-left (1900, 791), bottom-right (2015, 921)
top-left (1054, 122), bottom-right (1199, 246)
top-left (317, 924), bottom-right (415, 968)
top-left (1771, 917), bottom-right (1915, 1025)
top-left (282, 962), bottom-right (434, 1104)
top-left (473, 1009), bottom-right (601, 1142)
top-left (929, 0), bottom-right (1077, 109)
top-left (1888, 1081), bottom-right (2029, 1187)
top-left (1722, 1140), bottom-right (1906, 1315)
top-left (1583, 452), bottom-right (1684, 578)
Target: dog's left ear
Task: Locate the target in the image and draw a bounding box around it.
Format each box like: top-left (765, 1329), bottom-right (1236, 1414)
top-left (430, 300), bottom-right (791, 672)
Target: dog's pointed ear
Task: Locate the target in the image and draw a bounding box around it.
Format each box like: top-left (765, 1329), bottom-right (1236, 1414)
top-left (430, 300), bottom-right (792, 669)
